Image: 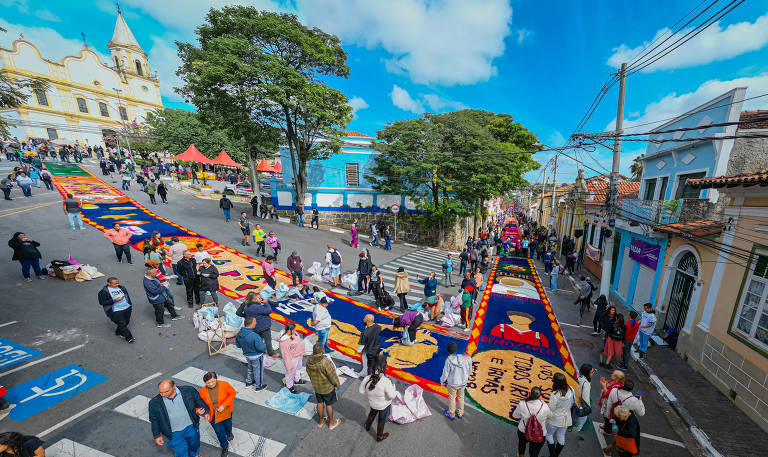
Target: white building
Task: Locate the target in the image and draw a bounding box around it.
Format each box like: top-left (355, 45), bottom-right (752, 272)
top-left (0, 7), bottom-right (163, 147)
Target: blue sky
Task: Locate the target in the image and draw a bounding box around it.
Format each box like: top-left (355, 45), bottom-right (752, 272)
top-left (2, 0), bottom-right (767, 182)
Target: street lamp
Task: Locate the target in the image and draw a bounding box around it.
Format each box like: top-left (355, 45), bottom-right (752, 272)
top-left (112, 88), bottom-right (133, 155)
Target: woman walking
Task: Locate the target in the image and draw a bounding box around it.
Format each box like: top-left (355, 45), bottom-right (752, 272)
top-left (571, 363), bottom-right (594, 439)
top-left (592, 295), bottom-right (608, 336)
top-left (279, 323), bottom-right (306, 393)
top-left (359, 354), bottom-right (396, 442)
top-left (550, 260), bottom-right (560, 291)
top-left (199, 371), bottom-right (236, 457)
top-left (350, 220), bottom-right (359, 248)
top-left (545, 373), bottom-right (574, 457)
top-left (393, 267), bottom-right (410, 312)
top-left (512, 387), bottom-right (551, 457)
top-left (265, 231), bottom-right (280, 259)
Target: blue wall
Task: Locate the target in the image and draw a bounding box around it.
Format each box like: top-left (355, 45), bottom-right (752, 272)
top-left (610, 228), bottom-right (668, 309)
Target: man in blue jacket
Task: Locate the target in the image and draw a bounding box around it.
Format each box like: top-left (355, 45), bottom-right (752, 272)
top-left (417, 272), bottom-right (438, 299)
top-left (239, 295), bottom-right (278, 357)
top-left (148, 379), bottom-right (209, 457)
top-left (236, 317), bottom-right (268, 390)
top-left (143, 266), bottom-right (182, 328)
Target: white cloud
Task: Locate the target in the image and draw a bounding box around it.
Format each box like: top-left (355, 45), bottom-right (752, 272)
top-left (606, 74), bottom-right (768, 132)
top-left (0, 18), bottom-right (109, 64)
top-left (35, 9), bottom-right (61, 22)
top-left (348, 96), bottom-right (369, 115)
top-left (147, 36), bottom-right (185, 102)
top-left (516, 28), bottom-right (533, 45)
top-left (545, 130), bottom-right (566, 148)
top-left (0, 0), bottom-right (60, 22)
top-left (390, 85), bottom-right (424, 114)
top-left (422, 94), bottom-right (467, 111)
top-left (607, 12), bottom-right (768, 72)
top-left (298, 0), bottom-right (512, 86)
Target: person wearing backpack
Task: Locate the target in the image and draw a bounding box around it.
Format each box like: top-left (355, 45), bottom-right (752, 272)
top-left (325, 244), bottom-right (342, 287)
top-left (545, 373), bottom-right (574, 457)
top-left (512, 386), bottom-right (551, 457)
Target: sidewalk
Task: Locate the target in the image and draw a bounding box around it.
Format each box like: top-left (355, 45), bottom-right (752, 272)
top-left (573, 261), bottom-right (768, 457)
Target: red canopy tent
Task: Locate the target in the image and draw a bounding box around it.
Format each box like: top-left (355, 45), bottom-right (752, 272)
top-left (271, 160), bottom-right (282, 174)
top-left (211, 149), bottom-right (244, 168)
top-left (172, 144), bottom-right (213, 164)
top-left (256, 158), bottom-right (276, 173)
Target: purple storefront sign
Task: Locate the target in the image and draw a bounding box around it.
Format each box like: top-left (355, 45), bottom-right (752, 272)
top-left (629, 238), bottom-right (660, 270)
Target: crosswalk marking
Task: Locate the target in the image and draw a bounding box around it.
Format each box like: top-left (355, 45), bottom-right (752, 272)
top-left (114, 395), bottom-right (286, 457)
top-left (47, 439), bottom-right (115, 457)
top-left (221, 343), bottom-right (354, 383)
top-left (172, 366), bottom-right (316, 419)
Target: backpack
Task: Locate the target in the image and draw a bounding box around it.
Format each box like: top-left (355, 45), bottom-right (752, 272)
top-left (524, 402), bottom-right (545, 443)
top-left (330, 249), bottom-right (341, 265)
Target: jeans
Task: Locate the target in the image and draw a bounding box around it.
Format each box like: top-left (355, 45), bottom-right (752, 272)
top-left (517, 429), bottom-right (544, 457)
top-left (223, 208), bottom-right (230, 220)
top-left (255, 241), bottom-right (266, 256)
top-left (122, 180), bottom-right (130, 190)
top-left (211, 417), bottom-right (233, 449)
top-left (245, 354), bottom-right (265, 386)
top-left (43, 179), bottom-right (53, 190)
top-left (20, 258), bottom-right (42, 278)
top-left (551, 275), bottom-right (558, 291)
top-left (108, 308), bottom-right (133, 340)
top-left (384, 238), bottom-right (391, 250)
top-left (371, 234), bottom-right (379, 246)
top-left (168, 424), bottom-right (200, 457)
top-left (67, 212), bottom-right (83, 229)
top-left (297, 214), bottom-right (304, 226)
top-left (317, 327), bottom-right (332, 353)
top-left (459, 261), bottom-right (467, 276)
top-left (19, 184), bottom-right (31, 197)
top-left (291, 270), bottom-right (303, 286)
top-left (311, 217), bottom-right (319, 229)
top-left (152, 300), bottom-right (178, 324)
top-left (544, 261), bottom-right (551, 274)
top-left (264, 275), bottom-right (277, 290)
top-left (2, 188), bottom-right (10, 200)
top-left (573, 414), bottom-right (589, 431)
top-left (200, 289), bottom-right (218, 304)
top-left (366, 405), bottom-right (391, 426)
top-left (172, 263), bottom-right (184, 285)
top-left (32, 178), bottom-right (40, 187)
top-left (113, 243), bottom-right (132, 263)
top-left (622, 340), bottom-right (632, 366)
top-left (183, 278), bottom-right (200, 305)
top-left (638, 332), bottom-right (651, 353)
top-left (545, 424), bottom-right (567, 445)
top-left (446, 385), bottom-right (465, 418)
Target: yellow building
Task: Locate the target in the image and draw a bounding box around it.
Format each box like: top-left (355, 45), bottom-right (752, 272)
top-left (0, 8), bottom-right (163, 146)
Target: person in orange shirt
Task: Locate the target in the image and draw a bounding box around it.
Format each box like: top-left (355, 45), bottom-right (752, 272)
top-left (104, 222), bottom-right (133, 264)
top-left (199, 372), bottom-right (236, 457)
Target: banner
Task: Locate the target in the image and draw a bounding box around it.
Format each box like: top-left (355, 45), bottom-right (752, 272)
top-left (629, 238), bottom-right (661, 270)
top-left (585, 243), bottom-right (600, 262)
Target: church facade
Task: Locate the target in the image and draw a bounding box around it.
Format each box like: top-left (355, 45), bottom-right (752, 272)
top-left (0, 8), bottom-right (163, 147)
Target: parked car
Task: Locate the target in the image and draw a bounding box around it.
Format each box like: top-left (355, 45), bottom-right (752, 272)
top-left (224, 182), bottom-right (253, 196)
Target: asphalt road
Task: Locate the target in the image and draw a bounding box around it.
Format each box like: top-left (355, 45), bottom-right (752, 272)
top-left (0, 161), bottom-right (700, 456)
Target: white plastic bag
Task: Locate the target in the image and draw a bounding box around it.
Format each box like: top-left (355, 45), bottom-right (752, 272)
top-left (307, 261), bottom-right (323, 277)
top-left (341, 272), bottom-right (358, 291)
top-left (388, 384), bottom-right (432, 424)
top-left (275, 283), bottom-right (289, 299)
top-left (441, 312), bottom-right (456, 327)
top-left (221, 302), bottom-right (243, 329)
top-left (450, 294), bottom-right (462, 312)
top-left (260, 286), bottom-right (275, 300)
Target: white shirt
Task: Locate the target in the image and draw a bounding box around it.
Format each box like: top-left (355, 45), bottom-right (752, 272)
top-left (512, 399), bottom-right (551, 434)
top-left (602, 387), bottom-right (646, 417)
top-left (168, 243), bottom-right (188, 263)
top-left (640, 311), bottom-right (657, 335)
top-left (194, 250), bottom-right (211, 264)
top-left (312, 304), bottom-right (332, 330)
top-left (578, 376), bottom-right (591, 406)
top-left (108, 286), bottom-right (131, 312)
top-left (359, 375), bottom-right (396, 410)
top-left (547, 388), bottom-right (574, 427)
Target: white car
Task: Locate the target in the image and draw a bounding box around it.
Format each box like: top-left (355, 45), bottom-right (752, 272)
top-left (224, 182), bottom-right (253, 196)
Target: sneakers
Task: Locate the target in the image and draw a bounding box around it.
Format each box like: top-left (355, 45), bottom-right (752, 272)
top-left (37, 275), bottom-right (46, 280)
top-left (288, 386), bottom-right (298, 394)
top-left (329, 418), bottom-right (341, 430)
top-left (127, 337), bottom-right (136, 344)
top-left (25, 278), bottom-right (32, 282)
top-left (171, 315), bottom-right (184, 321)
top-left (174, 306), bottom-right (183, 310)
top-left (253, 384), bottom-right (267, 391)
top-left (226, 434), bottom-right (234, 441)
top-left (444, 410), bottom-right (455, 421)
top-left (591, 331), bottom-right (600, 336)
top-left (295, 379), bottom-right (307, 385)
top-left (156, 323), bottom-right (171, 328)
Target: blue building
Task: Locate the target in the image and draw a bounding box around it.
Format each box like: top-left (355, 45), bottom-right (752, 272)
top-left (271, 131), bottom-right (415, 212)
top-left (609, 87), bottom-right (746, 312)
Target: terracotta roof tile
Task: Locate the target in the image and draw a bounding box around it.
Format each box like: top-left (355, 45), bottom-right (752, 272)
top-left (653, 219), bottom-right (723, 238)
top-left (344, 131), bottom-right (374, 138)
top-left (585, 181), bottom-right (639, 205)
top-left (739, 110), bottom-right (768, 130)
top-left (688, 170), bottom-right (768, 189)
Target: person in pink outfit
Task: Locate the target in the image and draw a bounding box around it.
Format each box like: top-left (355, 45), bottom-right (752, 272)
top-left (350, 220), bottom-right (359, 248)
top-left (279, 322), bottom-right (306, 394)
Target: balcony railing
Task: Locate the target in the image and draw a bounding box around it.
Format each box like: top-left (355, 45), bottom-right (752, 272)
top-left (620, 198), bottom-right (682, 225)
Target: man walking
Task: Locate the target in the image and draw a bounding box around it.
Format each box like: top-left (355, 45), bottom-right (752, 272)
top-left (149, 379), bottom-right (209, 457)
top-left (311, 207), bottom-right (319, 230)
top-left (235, 317), bottom-right (268, 390)
top-left (357, 314), bottom-right (382, 375)
top-left (440, 341), bottom-right (472, 420)
top-left (168, 237), bottom-right (188, 285)
top-left (97, 277), bottom-right (135, 343)
top-left (325, 244), bottom-right (342, 288)
top-left (219, 195), bottom-right (233, 222)
top-left (252, 224), bottom-right (266, 257)
top-left (442, 254), bottom-right (454, 287)
top-left (104, 223), bottom-right (133, 264)
top-left (238, 212), bottom-right (251, 246)
top-left (306, 342), bottom-right (342, 429)
top-left (143, 266), bottom-right (182, 328)
top-left (250, 194), bottom-right (259, 217)
top-left (146, 180), bottom-right (157, 205)
top-left (369, 222), bottom-right (379, 247)
top-left (62, 193), bottom-right (85, 230)
top-left (177, 251), bottom-right (200, 308)
top-left (357, 252), bottom-right (371, 295)
top-left (287, 251), bottom-right (304, 286)
top-left (309, 296), bottom-right (333, 353)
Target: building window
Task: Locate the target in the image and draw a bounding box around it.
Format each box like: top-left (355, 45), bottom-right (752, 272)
top-left (674, 172), bottom-right (706, 199)
top-left (114, 55), bottom-right (120, 69)
top-left (98, 102), bottom-right (109, 117)
top-left (119, 106), bottom-right (128, 121)
top-left (734, 254), bottom-right (768, 349)
top-left (658, 176), bottom-right (669, 200)
top-left (34, 89), bottom-right (49, 106)
top-left (643, 178), bottom-right (657, 201)
top-left (345, 163), bottom-right (359, 186)
top-left (46, 128), bottom-right (58, 140)
top-left (76, 97), bottom-right (88, 113)
top-left (135, 60), bottom-right (144, 76)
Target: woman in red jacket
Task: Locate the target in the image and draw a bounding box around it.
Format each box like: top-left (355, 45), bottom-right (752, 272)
top-left (199, 372), bottom-right (236, 457)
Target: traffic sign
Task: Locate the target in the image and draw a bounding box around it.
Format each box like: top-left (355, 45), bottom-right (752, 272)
top-left (0, 337), bottom-right (42, 369)
top-left (390, 204), bottom-right (401, 214)
top-left (5, 365), bottom-right (108, 420)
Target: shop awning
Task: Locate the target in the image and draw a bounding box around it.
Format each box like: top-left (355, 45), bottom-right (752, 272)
top-left (211, 149), bottom-right (244, 168)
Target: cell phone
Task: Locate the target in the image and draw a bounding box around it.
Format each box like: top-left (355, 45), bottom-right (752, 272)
top-left (636, 391), bottom-right (643, 398)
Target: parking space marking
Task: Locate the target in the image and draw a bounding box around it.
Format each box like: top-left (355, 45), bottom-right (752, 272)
top-left (0, 336), bottom-right (43, 369)
top-left (0, 344), bottom-right (84, 378)
top-left (46, 438), bottom-right (116, 457)
top-left (0, 321), bottom-right (18, 328)
top-left (596, 421), bottom-right (685, 448)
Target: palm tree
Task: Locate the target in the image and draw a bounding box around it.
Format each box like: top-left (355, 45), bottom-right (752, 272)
top-left (630, 154), bottom-right (644, 181)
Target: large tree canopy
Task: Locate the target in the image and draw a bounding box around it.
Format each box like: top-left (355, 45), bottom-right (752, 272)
top-left (175, 7), bottom-right (351, 206)
top-left (368, 109), bottom-right (539, 242)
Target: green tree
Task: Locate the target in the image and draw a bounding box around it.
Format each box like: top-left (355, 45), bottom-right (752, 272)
top-left (175, 7), bottom-right (350, 207)
top-left (630, 153), bottom-right (644, 181)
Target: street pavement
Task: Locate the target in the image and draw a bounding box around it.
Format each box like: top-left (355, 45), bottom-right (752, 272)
top-left (0, 162), bottom-right (702, 456)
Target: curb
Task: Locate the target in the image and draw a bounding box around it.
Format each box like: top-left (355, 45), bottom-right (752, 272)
top-left (631, 349), bottom-right (723, 457)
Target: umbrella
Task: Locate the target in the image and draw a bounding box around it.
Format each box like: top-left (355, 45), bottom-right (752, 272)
top-left (172, 144), bottom-right (213, 164)
top-left (211, 149), bottom-right (244, 168)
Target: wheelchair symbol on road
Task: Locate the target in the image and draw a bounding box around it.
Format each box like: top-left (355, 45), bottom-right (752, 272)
top-left (18, 368), bottom-right (87, 404)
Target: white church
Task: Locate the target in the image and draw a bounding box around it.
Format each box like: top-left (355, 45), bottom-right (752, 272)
top-left (0, 7), bottom-right (164, 147)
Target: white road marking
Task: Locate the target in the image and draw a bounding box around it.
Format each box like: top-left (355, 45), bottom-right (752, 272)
top-left (46, 438), bottom-right (115, 457)
top-left (173, 366), bottom-right (315, 419)
top-left (593, 421), bottom-right (608, 449)
top-left (0, 344), bottom-right (85, 378)
top-left (114, 395), bottom-right (286, 457)
top-left (404, 243), bottom-right (418, 247)
top-left (37, 371), bottom-right (162, 438)
top-left (597, 422), bottom-right (685, 447)
top-left (0, 320), bottom-right (18, 328)
top-left (329, 228), bottom-right (344, 234)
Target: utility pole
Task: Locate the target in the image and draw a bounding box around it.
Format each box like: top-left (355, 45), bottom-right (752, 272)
top-left (549, 154), bottom-right (558, 232)
top-left (539, 169), bottom-right (548, 225)
top-left (599, 62), bottom-right (627, 297)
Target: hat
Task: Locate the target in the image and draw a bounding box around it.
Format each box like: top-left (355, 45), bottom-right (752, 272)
top-left (292, 251), bottom-right (298, 256)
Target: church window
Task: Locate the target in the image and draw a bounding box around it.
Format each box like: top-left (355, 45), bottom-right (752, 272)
top-left (119, 106), bottom-right (128, 121)
top-left (114, 55), bottom-right (120, 69)
top-left (76, 97), bottom-right (88, 113)
top-left (141, 85), bottom-right (149, 92)
top-left (98, 102), bottom-right (109, 117)
top-left (34, 89), bottom-right (49, 106)
top-left (135, 60), bottom-right (144, 76)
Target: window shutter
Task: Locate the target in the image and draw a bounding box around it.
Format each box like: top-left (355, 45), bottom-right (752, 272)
top-left (345, 163), bottom-right (359, 186)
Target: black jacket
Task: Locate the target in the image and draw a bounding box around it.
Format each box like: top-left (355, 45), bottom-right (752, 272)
top-left (177, 257), bottom-right (197, 282)
top-left (148, 385), bottom-right (208, 439)
top-left (357, 258), bottom-right (371, 276)
top-left (198, 264), bottom-right (219, 291)
top-left (219, 197), bottom-right (233, 210)
top-left (97, 285), bottom-right (132, 313)
top-left (8, 236), bottom-right (41, 261)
